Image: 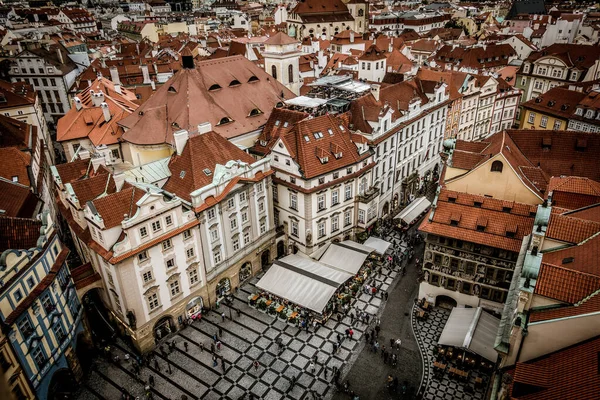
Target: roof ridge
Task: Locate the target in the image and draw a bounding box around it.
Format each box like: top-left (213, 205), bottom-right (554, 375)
top-left (574, 287), bottom-right (600, 307)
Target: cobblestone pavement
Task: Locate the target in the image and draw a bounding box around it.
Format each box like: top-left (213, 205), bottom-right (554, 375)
top-left (76, 257), bottom-right (401, 400)
top-left (413, 307), bottom-right (490, 400)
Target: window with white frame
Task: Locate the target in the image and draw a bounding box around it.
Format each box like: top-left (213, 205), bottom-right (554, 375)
top-left (244, 231), bottom-right (250, 244)
top-left (256, 182), bottom-right (263, 192)
top-left (239, 191), bottom-right (247, 202)
top-left (140, 227), bottom-right (148, 238)
top-left (540, 116), bottom-right (548, 128)
top-left (186, 247), bottom-right (195, 259)
top-left (528, 112), bottom-right (536, 124)
top-left (207, 208), bottom-right (216, 220)
top-left (331, 190), bottom-right (339, 205)
top-left (227, 198), bottom-right (235, 209)
top-left (358, 210), bottom-right (366, 223)
top-left (345, 185), bottom-right (352, 200)
top-left (107, 271), bottom-right (115, 287)
top-left (138, 251), bottom-right (149, 262)
top-left (258, 200), bottom-right (264, 213)
top-left (331, 215), bottom-right (339, 232)
top-left (553, 120), bottom-right (561, 130)
top-left (142, 270), bottom-right (154, 283)
top-left (165, 215), bottom-right (173, 226)
top-left (151, 220), bottom-right (161, 232)
top-left (162, 239), bottom-right (172, 251)
top-left (166, 258), bottom-right (175, 269)
top-left (241, 212), bottom-right (248, 223)
top-left (291, 220), bottom-right (299, 237)
top-left (344, 210), bottom-right (351, 226)
top-left (169, 279), bottom-right (180, 297)
top-left (317, 222), bottom-right (326, 238)
top-left (147, 293), bottom-right (160, 311)
top-left (183, 229), bottom-right (192, 240)
top-left (290, 193), bottom-right (298, 210)
top-left (210, 227), bottom-right (218, 242)
top-left (272, 185), bottom-right (278, 202)
top-left (188, 268), bottom-right (199, 285)
top-left (233, 237), bottom-right (240, 251)
top-left (230, 218), bottom-right (237, 230)
top-left (317, 195), bottom-right (325, 211)
top-left (260, 219), bottom-right (267, 234)
top-left (214, 249), bottom-right (222, 263)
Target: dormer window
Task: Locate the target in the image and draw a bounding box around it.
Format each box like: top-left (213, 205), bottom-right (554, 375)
top-left (229, 79), bottom-right (241, 87)
top-left (313, 131), bottom-right (323, 139)
top-left (304, 135), bottom-right (310, 142)
top-left (248, 76), bottom-right (259, 83)
top-left (260, 140), bottom-right (267, 146)
top-left (575, 107), bottom-right (583, 116)
top-left (168, 86), bottom-right (177, 93)
top-left (328, 128), bottom-right (333, 135)
top-left (491, 160), bottom-right (503, 173)
top-left (274, 120), bottom-right (280, 126)
top-left (339, 125), bottom-right (345, 132)
top-left (585, 109), bottom-right (594, 119)
top-left (319, 156), bottom-right (329, 164)
top-left (334, 152), bottom-right (343, 159)
top-left (209, 84), bottom-right (222, 91)
top-left (249, 108), bottom-right (262, 117)
top-left (218, 117), bottom-right (233, 125)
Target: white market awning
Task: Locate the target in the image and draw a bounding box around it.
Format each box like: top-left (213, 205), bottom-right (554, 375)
top-left (256, 254), bottom-right (353, 314)
top-left (339, 240), bottom-right (376, 254)
top-left (363, 237), bottom-right (392, 256)
top-left (438, 307), bottom-right (500, 362)
top-left (395, 197), bottom-right (431, 224)
top-left (319, 241), bottom-right (372, 275)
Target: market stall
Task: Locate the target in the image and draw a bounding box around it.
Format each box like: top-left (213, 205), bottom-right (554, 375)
top-left (363, 236), bottom-right (392, 256)
top-left (319, 241), bottom-right (372, 275)
top-left (394, 197), bottom-right (431, 230)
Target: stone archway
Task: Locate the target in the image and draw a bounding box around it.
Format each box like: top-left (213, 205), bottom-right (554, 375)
top-left (153, 315), bottom-right (175, 340)
top-left (47, 368), bottom-right (77, 400)
top-left (239, 262), bottom-right (252, 284)
top-left (216, 278), bottom-right (231, 300)
top-left (435, 295), bottom-right (457, 309)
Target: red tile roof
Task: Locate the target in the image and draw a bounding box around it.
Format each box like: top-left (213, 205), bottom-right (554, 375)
top-left (69, 173), bottom-right (117, 208)
top-left (163, 131), bottom-right (256, 202)
top-left (280, 114), bottom-right (370, 179)
top-left (546, 212), bottom-right (600, 244)
top-left (0, 216), bottom-right (42, 252)
top-left (252, 108), bottom-right (309, 156)
top-left (119, 56), bottom-right (295, 144)
top-left (53, 159), bottom-right (108, 184)
top-left (529, 290), bottom-right (600, 323)
top-left (433, 43), bottom-right (515, 71)
top-left (264, 31), bottom-right (299, 45)
top-left (0, 147), bottom-right (31, 186)
top-left (418, 189), bottom-right (536, 252)
top-left (547, 176), bottom-right (600, 210)
top-left (358, 44), bottom-right (387, 61)
top-left (0, 114), bottom-right (32, 149)
top-left (525, 44), bottom-right (600, 73)
top-left (509, 335), bottom-right (600, 400)
top-left (0, 179), bottom-right (38, 218)
top-left (90, 183), bottom-right (145, 229)
top-left (564, 204), bottom-right (600, 223)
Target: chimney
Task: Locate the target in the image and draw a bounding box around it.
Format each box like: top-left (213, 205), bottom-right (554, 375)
top-left (91, 91), bottom-right (105, 107)
top-left (350, 31), bottom-right (355, 43)
top-left (371, 84), bottom-right (381, 102)
top-left (150, 80), bottom-right (156, 91)
top-left (114, 83), bottom-right (122, 94)
top-left (73, 96), bottom-right (82, 111)
top-left (87, 79), bottom-right (92, 87)
top-left (141, 64), bottom-right (151, 84)
top-left (56, 47), bottom-right (64, 64)
top-left (79, 149), bottom-right (91, 160)
top-left (173, 129), bottom-right (189, 155)
top-left (100, 102), bottom-right (111, 122)
top-left (113, 171), bottom-right (126, 191)
top-left (110, 66), bottom-right (121, 85)
top-left (388, 39), bottom-right (393, 53)
top-left (91, 156), bottom-right (105, 171)
top-left (197, 122), bottom-right (212, 134)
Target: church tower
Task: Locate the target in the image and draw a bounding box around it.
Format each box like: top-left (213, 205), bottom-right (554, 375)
top-left (263, 32), bottom-right (301, 96)
top-left (345, 0), bottom-right (368, 34)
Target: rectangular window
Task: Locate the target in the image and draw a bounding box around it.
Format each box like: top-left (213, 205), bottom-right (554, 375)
top-left (151, 220), bottom-right (161, 232)
top-left (210, 228), bottom-right (218, 242)
top-left (188, 268), bottom-right (199, 285)
top-left (147, 293), bottom-right (160, 311)
top-left (527, 112), bottom-right (535, 124)
top-left (183, 229), bottom-right (192, 240)
top-left (256, 182), bottom-right (263, 192)
top-left (553, 120), bottom-right (561, 130)
top-left (186, 247), bottom-right (195, 259)
top-left (165, 215), bottom-right (173, 226)
top-left (346, 167), bottom-right (352, 174)
top-left (138, 251), bottom-right (149, 262)
top-left (258, 201), bottom-right (264, 213)
top-left (290, 193), bottom-right (298, 210)
top-left (241, 212), bottom-right (248, 223)
top-left (227, 198), bottom-right (235, 209)
top-left (540, 116), bottom-right (548, 128)
top-left (272, 185), bottom-right (278, 202)
top-left (345, 185), bottom-right (352, 200)
top-left (318, 222), bottom-right (326, 238)
top-left (166, 258), bottom-right (175, 269)
top-left (291, 220), bottom-right (298, 237)
top-left (239, 191), bottom-right (247, 202)
top-left (213, 250), bottom-right (222, 264)
top-left (358, 210), bottom-right (365, 223)
top-left (111, 148), bottom-right (120, 159)
top-left (331, 190), bottom-right (339, 205)
top-left (260, 219), bottom-right (266, 234)
top-left (42, 295), bottom-right (54, 313)
top-left (18, 318), bottom-right (34, 338)
top-left (331, 216), bottom-right (339, 232)
top-left (162, 239), bottom-right (172, 251)
top-left (344, 211), bottom-right (351, 226)
top-left (32, 346), bottom-right (45, 369)
top-left (143, 270), bottom-right (153, 283)
top-left (317, 195), bottom-right (325, 211)
top-left (233, 238), bottom-right (240, 251)
top-left (243, 231), bottom-right (250, 244)
top-left (170, 280), bottom-right (181, 297)
top-left (207, 208), bottom-right (216, 220)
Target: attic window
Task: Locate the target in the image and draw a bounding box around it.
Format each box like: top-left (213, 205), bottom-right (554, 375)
top-left (502, 206), bottom-right (512, 213)
top-left (229, 79), bottom-right (241, 87)
top-left (491, 160), bottom-right (503, 173)
top-left (327, 128), bottom-right (334, 135)
top-left (334, 152), bottom-right (343, 159)
top-left (218, 117), bottom-right (233, 125)
top-left (313, 131), bottom-right (324, 139)
top-left (339, 125), bottom-right (345, 132)
top-left (547, 100), bottom-right (555, 107)
top-left (168, 86), bottom-right (177, 93)
top-left (542, 137), bottom-right (552, 149)
top-left (560, 104), bottom-right (569, 111)
top-left (562, 257), bottom-right (574, 264)
top-left (248, 76), bottom-right (259, 83)
top-left (203, 168), bottom-right (212, 176)
top-left (450, 213), bottom-right (461, 226)
top-left (575, 107), bottom-right (584, 116)
top-left (180, 171), bottom-right (186, 178)
top-left (249, 108), bottom-right (262, 117)
top-left (274, 120), bottom-right (280, 126)
top-left (319, 156), bottom-right (329, 164)
top-left (209, 84), bottom-right (222, 91)
top-left (535, 97), bottom-right (542, 103)
top-left (473, 201), bottom-right (482, 208)
top-left (448, 195), bottom-right (457, 203)
top-left (304, 135), bottom-right (310, 142)
top-left (283, 122), bottom-right (289, 128)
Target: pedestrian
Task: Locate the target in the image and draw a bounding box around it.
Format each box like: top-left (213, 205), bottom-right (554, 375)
top-left (395, 338), bottom-right (402, 350)
top-left (153, 359), bottom-right (160, 372)
top-left (148, 375), bottom-right (155, 387)
top-left (365, 331), bottom-right (370, 342)
top-left (125, 353), bottom-right (130, 362)
top-left (160, 345), bottom-right (167, 357)
top-left (212, 354), bottom-right (218, 367)
top-left (313, 320), bottom-right (318, 332)
top-left (309, 361), bottom-right (315, 374)
top-left (390, 338), bottom-right (394, 348)
top-left (332, 342), bottom-right (338, 354)
top-left (210, 342), bottom-right (215, 353)
top-left (183, 342), bottom-right (188, 352)
top-left (253, 360), bottom-right (260, 371)
top-left (200, 342), bottom-right (204, 352)
top-left (324, 366), bottom-right (329, 379)
top-left (374, 341), bottom-right (380, 353)
top-left (383, 351), bottom-right (388, 364)
top-left (365, 313), bottom-right (370, 324)
top-left (213, 334), bottom-right (218, 343)
top-left (236, 308), bottom-right (241, 317)
top-left (385, 291), bottom-right (389, 301)
top-left (345, 328), bottom-right (350, 339)
top-left (221, 358), bottom-right (226, 373)
top-left (288, 374), bottom-right (297, 392)
top-left (350, 312), bottom-right (355, 324)
top-left (381, 346), bottom-right (386, 357)
top-left (375, 325), bottom-right (381, 338)
top-left (337, 332), bottom-right (342, 344)
top-left (219, 326), bottom-right (223, 337)
top-left (221, 312), bottom-right (226, 322)
top-left (216, 340), bottom-right (222, 351)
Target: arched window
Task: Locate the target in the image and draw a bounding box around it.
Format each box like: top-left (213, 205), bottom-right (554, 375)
top-left (288, 65), bottom-right (294, 84)
top-left (271, 65), bottom-right (277, 80)
top-left (358, 9), bottom-right (364, 16)
top-left (491, 160), bottom-right (503, 173)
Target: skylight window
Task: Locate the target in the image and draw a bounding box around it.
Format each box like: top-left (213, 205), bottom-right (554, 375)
top-left (313, 131), bottom-right (323, 139)
top-left (328, 128), bottom-right (333, 135)
top-left (274, 120), bottom-right (280, 126)
top-left (339, 125), bottom-right (345, 131)
top-left (304, 135), bottom-right (310, 142)
top-left (203, 168), bottom-right (212, 176)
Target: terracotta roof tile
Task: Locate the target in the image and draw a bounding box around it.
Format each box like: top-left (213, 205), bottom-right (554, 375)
top-left (0, 147), bottom-right (31, 186)
top-left (547, 176), bottom-right (600, 210)
top-left (264, 32), bottom-right (299, 45)
top-left (546, 213), bottom-right (600, 244)
top-left (535, 262), bottom-right (600, 303)
top-left (91, 184), bottom-right (145, 229)
top-left (0, 179), bottom-right (38, 218)
top-left (529, 290), bottom-right (600, 323)
top-left (0, 114), bottom-right (32, 149)
top-left (418, 189), bottom-right (536, 252)
top-left (69, 173), bottom-right (117, 207)
top-left (509, 335), bottom-right (600, 400)
top-left (358, 44), bottom-right (387, 61)
top-left (54, 159), bottom-right (108, 184)
top-left (564, 204), bottom-right (600, 223)
top-left (0, 216), bottom-right (42, 252)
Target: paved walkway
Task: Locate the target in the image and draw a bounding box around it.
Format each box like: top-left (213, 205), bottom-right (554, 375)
top-left (76, 255), bottom-right (401, 399)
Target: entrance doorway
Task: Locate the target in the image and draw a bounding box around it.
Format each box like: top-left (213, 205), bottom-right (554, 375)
top-left (47, 369), bottom-right (76, 400)
top-left (261, 250), bottom-right (270, 269)
top-left (153, 316), bottom-right (175, 340)
top-left (239, 262), bottom-right (252, 284)
top-left (435, 295), bottom-right (458, 310)
top-left (277, 241), bottom-right (286, 258)
top-left (216, 278), bottom-right (231, 300)
top-left (382, 202), bottom-right (390, 216)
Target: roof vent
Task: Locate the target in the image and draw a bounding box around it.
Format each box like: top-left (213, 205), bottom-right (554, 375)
top-left (180, 171), bottom-right (186, 178)
top-left (248, 76), bottom-right (259, 83)
top-left (168, 86), bottom-right (177, 93)
top-left (229, 79), bottom-right (241, 87)
top-left (562, 257), bottom-right (574, 265)
top-left (203, 168), bottom-right (212, 176)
